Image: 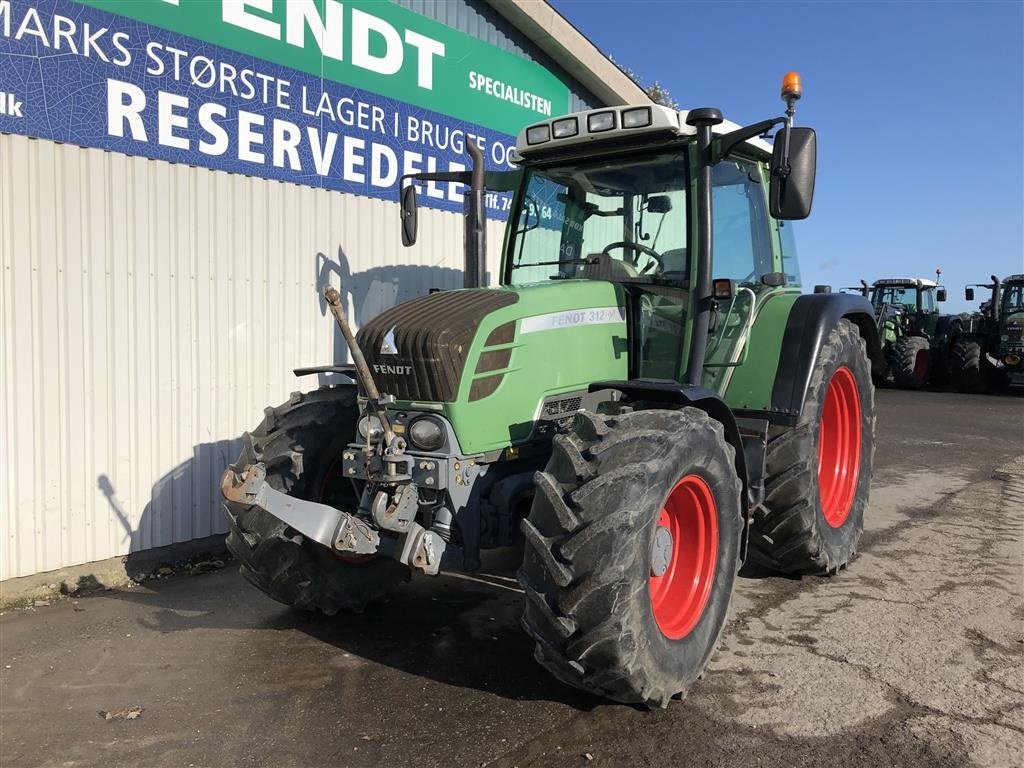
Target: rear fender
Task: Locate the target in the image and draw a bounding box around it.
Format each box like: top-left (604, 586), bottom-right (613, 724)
top-left (770, 294), bottom-right (882, 420)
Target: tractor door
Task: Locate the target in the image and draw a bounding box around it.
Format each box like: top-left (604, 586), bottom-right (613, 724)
top-left (699, 157), bottom-right (776, 393)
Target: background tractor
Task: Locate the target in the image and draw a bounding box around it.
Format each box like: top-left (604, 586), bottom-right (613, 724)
top-left (948, 274), bottom-right (1024, 392)
top-left (848, 276), bottom-right (953, 389)
top-left (220, 74), bottom-right (881, 707)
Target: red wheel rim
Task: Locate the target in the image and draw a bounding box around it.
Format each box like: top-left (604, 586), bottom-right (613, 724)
top-left (817, 366), bottom-right (862, 528)
top-left (913, 349), bottom-right (929, 382)
top-left (648, 475), bottom-right (719, 640)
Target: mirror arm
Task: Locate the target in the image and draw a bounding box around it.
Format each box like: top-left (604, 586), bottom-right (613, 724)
top-left (399, 171), bottom-right (471, 187)
top-left (715, 117), bottom-right (786, 162)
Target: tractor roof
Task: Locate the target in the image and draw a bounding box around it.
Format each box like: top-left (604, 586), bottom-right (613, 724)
top-left (1003, 274), bottom-right (1024, 283)
top-left (872, 278), bottom-right (938, 288)
top-left (515, 105), bottom-right (774, 160)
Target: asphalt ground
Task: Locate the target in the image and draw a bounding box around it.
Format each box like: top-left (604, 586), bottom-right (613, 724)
top-left (1, 389), bottom-right (1022, 768)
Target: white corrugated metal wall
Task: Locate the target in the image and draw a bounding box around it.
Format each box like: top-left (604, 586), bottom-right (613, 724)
top-left (0, 134), bottom-right (504, 580)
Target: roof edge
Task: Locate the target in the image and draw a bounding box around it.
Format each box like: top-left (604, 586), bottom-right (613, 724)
top-left (482, 0), bottom-right (650, 108)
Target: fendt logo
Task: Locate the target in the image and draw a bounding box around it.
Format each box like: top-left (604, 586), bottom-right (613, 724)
top-left (0, 93), bottom-right (24, 118)
top-left (380, 326), bottom-right (399, 354)
top-left (372, 363), bottom-right (413, 376)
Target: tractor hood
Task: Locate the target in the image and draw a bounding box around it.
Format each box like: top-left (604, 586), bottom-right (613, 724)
top-left (357, 288), bottom-right (520, 403)
top-left (356, 281), bottom-right (630, 453)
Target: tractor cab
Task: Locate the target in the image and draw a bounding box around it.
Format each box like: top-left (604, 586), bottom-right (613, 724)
top-left (869, 277), bottom-right (949, 364)
top-left (999, 275), bottom-right (1024, 318)
top-left (869, 278), bottom-right (945, 316)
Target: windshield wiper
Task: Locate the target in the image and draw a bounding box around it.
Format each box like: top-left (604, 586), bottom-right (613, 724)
top-left (513, 257), bottom-right (590, 269)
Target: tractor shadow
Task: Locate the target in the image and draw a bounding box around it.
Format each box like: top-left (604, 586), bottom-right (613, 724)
top-left (285, 553), bottom-right (603, 708)
top-left (101, 546), bottom-right (603, 709)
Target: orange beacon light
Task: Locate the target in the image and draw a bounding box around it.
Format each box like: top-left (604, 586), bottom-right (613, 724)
top-left (781, 71), bottom-right (802, 102)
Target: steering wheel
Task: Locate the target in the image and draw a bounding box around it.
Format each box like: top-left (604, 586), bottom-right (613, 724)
top-left (601, 241), bottom-right (664, 273)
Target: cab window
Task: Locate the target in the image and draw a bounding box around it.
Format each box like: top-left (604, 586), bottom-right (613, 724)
top-left (711, 159), bottom-right (772, 284)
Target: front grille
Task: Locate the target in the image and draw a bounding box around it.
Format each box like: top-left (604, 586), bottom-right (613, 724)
top-left (540, 393), bottom-right (584, 432)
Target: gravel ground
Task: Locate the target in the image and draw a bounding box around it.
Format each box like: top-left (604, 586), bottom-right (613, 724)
top-left (1, 389), bottom-right (1022, 768)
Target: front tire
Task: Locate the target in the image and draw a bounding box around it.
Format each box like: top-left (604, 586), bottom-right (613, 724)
top-left (950, 339), bottom-right (988, 393)
top-left (518, 408), bottom-right (743, 707)
top-left (223, 386), bottom-right (409, 614)
top-left (749, 319), bottom-right (874, 574)
top-left (892, 335), bottom-right (930, 389)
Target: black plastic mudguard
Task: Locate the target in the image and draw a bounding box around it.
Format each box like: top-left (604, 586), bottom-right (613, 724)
top-left (769, 293), bottom-right (882, 419)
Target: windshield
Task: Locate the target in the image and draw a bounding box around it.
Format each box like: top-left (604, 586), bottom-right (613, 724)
top-left (1002, 282), bottom-right (1024, 314)
top-left (871, 285), bottom-right (928, 312)
top-left (506, 150), bottom-right (689, 286)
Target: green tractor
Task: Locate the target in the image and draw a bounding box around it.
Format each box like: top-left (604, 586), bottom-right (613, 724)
top-left (847, 276), bottom-right (952, 389)
top-left (221, 74), bottom-right (881, 707)
top-left (949, 274), bottom-right (1024, 392)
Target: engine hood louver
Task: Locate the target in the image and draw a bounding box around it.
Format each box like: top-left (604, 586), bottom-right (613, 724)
top-left (356, 289), bottom-right (518, 403)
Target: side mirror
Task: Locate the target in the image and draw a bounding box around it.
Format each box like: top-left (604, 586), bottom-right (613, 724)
top-left (400, 184), bottom-right (418, 246)
top-left (770, 127), bottom-right (816, 220)
top-left (937, 288), bottom-right (947, 302)
top-left (965, 287), bottom-right (975, 302)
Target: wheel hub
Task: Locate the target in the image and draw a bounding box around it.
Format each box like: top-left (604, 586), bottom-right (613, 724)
top-left (650, 526), bottom-right (674, 577)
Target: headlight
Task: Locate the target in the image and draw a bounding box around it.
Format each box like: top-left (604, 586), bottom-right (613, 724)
top-left (525, 124), bottom-right (550, 145)
top-left (358, 415), bottom-right (384, 442)
top-left (621, 106), bottom-right (652, 128)
top-left (552, 117), bottom-right (579, 138)
top-left (587, 111), bottom-right (615, 132)
top-left (408, 417), bottom-right (445, 452)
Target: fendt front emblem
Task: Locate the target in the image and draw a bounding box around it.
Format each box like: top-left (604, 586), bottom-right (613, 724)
top-left (381, 326), bottom-right (399, 355)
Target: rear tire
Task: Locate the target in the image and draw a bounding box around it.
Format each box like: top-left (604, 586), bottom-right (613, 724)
top-left (892, 335), bottom-right (930, 389)
top-left (950, 339), bottom-right (988, 393)
top-left (223, 386), bottom-right (409, 614)
top-left (749, 319), bottom-right (874, 574)
top-left (518, 408), bottom-right (743, 707)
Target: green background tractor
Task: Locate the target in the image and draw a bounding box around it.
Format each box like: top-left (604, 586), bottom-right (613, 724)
top-left (949, 274), bottom-right (1024, 392)
top-left (221, 76), bottom-right (881, 707)
top-left (856, 277), bottom-right (954, 389)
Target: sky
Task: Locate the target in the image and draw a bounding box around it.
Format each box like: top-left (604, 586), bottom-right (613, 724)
top-left (553, 0), bottom-right (1023, 312)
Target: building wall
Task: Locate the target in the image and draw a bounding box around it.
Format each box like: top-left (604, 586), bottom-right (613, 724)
top-left (0, 0), bottom-right (605, 580)
top-left (0, 133), bottom-right (506, 580)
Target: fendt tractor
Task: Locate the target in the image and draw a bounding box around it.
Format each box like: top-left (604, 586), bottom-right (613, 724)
top-left (843, 275), bottom-right (952, 389)
top-left (949, 275), bottom-right (1024, 392)
top-left (221, 74), bottom-right (881, 707)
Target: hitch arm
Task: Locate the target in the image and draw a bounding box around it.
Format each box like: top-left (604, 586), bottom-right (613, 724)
top-left (221, 464), bottom-right (380, 555)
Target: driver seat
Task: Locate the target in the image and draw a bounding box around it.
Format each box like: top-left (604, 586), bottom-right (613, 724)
top-left (578, 252), bottom-right (638, 282)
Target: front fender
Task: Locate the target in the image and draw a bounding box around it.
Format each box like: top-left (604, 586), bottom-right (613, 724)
top-left (728, 293), bottom-right (881, 424)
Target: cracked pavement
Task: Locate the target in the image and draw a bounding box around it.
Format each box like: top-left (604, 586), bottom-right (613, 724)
top-left (1, 389), bottom-right (1022, 768)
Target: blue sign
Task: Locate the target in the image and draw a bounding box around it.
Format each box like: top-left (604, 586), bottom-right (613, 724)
top-left (0, 1), bottom-right (521, 217)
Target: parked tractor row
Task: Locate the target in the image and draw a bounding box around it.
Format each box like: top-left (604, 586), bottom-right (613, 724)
top-left (839, 274), bottom-right (1023, 393)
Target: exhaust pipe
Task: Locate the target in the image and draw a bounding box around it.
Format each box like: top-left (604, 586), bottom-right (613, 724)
top-left (464, 140), bottom-right (486, 289)
top-left (990, 275), bottom-right (1001, 323)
